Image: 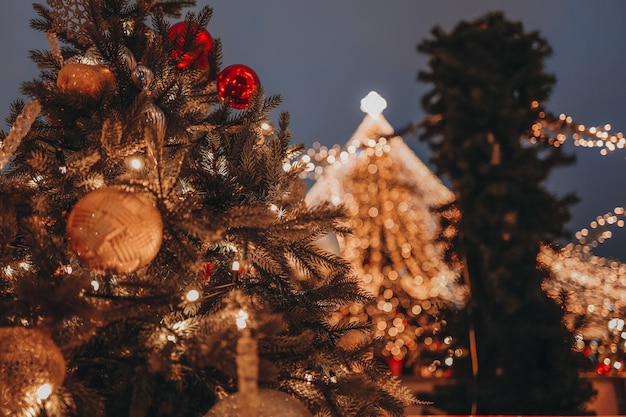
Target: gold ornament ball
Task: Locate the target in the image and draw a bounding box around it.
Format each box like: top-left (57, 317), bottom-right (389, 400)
top-left (57, 62), bottom-right (116, 98)
top-left (205, 389), bottom-right (313, 417)
top-left (0, 327), bottom-right (66, 411)
top-left (66, 186), bottom-right (163, 274)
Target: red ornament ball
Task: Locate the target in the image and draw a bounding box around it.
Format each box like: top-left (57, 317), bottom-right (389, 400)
top-left (167, 22), bottom-right (213, 70)
top-left (216, 64), bottom-right (260, 109)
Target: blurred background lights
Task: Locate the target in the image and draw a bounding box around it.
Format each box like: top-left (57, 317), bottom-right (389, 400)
top-left (236, 309), bottom-right (249, 329)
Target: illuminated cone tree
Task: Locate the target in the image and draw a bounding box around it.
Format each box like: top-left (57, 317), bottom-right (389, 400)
top-left (306, 92), bottom-right (467, 377)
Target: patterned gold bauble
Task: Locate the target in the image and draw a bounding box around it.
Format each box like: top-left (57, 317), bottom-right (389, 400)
top-left (57, 62), bottom-right (116, 98)
top-left (204, 389), bottom-right (313, 417)
top-left (0, 327), bottom-right (65, 413)
top-left (66, 187), bottom-right (163, 274)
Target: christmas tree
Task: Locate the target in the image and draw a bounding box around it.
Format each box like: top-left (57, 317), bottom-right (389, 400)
top-left (416, 11), bottom-right (596, 414)
top-left (0, 1), bottom-right (415, 416)
top-left (305, 92), bottom-right (468, 377)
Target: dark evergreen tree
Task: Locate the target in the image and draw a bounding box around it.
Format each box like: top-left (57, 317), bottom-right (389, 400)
top-left (416, 11), bottom-right (595, 415)
top-left (0, 1), bottom-right (414, 416)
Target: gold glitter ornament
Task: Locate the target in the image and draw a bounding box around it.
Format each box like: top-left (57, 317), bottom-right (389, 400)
top-left (66, 186), bottom-right (163, 274)
top-left (57, 62), bottom-right (116, 98)
top-left (0, 327), bottom-right (66, 414)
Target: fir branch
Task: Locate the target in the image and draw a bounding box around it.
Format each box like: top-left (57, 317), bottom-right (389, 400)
top-left (194, 5), bottom-right (213, 28)
top-left (28, 49), bottom-right (62, 71)
top-left (152, 0), bottom-right (196, 18)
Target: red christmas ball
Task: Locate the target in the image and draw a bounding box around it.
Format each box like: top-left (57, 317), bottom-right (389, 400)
top-left (216, 64), bottom-right (260, 109)
top-left (167, 22), bottom-right (213, 70)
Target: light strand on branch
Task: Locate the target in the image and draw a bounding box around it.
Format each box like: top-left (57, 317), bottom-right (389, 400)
top-left (530, 103), bottom-right (624, 155)
top-left (0, 100), bottom-right (41, 169)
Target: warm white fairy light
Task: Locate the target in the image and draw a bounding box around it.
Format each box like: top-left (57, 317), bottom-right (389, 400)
top-left (185, 289), bottom-right (200, 302)
top-left (36, 383), bottom-right (52, 400)
top-left (260, 121), bottom-right (273, 134)
top-left (90, 280), bottom-right (100, 291)
top-left (236, 309), bottom-right (249, 330)
top-left (129, 157), bottom-right (143, 170)
top-left (536, 110), bottom-right (625, 155)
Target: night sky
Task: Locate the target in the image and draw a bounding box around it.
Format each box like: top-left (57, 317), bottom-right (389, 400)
top-left (1, 1), bottom-right (626, 260)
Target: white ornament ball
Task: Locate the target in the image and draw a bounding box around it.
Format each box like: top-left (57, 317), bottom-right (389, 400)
top-left (205, 388), bottom-right (313, 417)
top-left (66, 186), bottom-right (163, 274)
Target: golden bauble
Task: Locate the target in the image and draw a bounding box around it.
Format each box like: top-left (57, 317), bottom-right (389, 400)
top-left (66, 186), bottom-right (163, 274)
top-left (57, 62), bottom-right (116, 98)
top-left (0, 327), bottom-right (65, 413)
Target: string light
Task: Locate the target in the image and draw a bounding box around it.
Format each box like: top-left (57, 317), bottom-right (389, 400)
top-left (36, 383), bottom-right (52, 400)
top-left (533, 110), bottom-right (625, 155)
top-left (235, 309), bottom-right (249, 330)
top-left (129, 157), bottom-right (144, 170)
top-left (185, 289), bottom-right (200, 302)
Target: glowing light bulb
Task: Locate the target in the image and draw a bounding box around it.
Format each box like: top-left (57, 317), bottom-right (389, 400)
top-left (360, 91), bottom-right (387, 117)
top-left (37, 383), bottom-right (52, 400)
top-left (130, 157), bottom-right (143, 170)
top-left (260, 121), bottom-right (273, 133)
top-left (90, 280), bottom-right (100, 291)
top-left (236, 309), bottom-right (249, 329)
top-left (186, 289), bottom-right (200, 302)
top-left (232, 261), bottom-right (240, 271)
